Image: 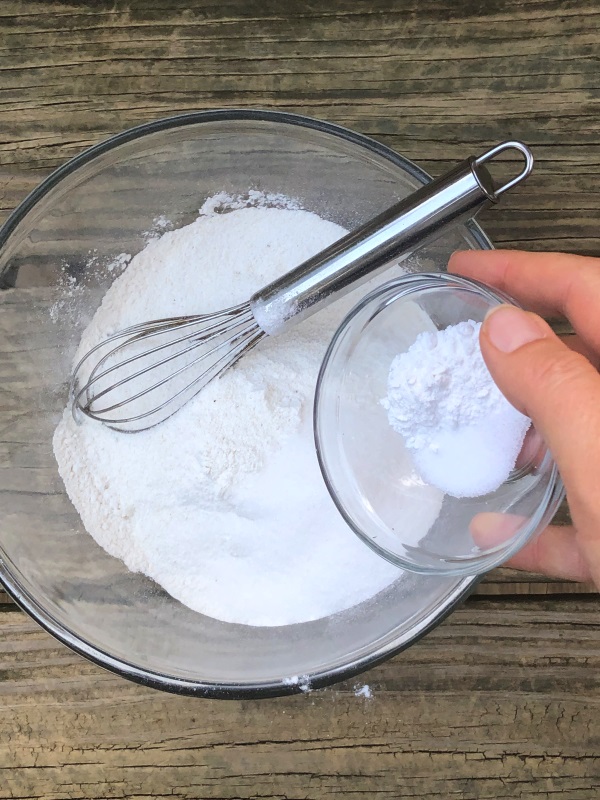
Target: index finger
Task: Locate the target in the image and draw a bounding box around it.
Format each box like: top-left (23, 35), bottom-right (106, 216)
top-left (448, 249), bottom-right (600, 352)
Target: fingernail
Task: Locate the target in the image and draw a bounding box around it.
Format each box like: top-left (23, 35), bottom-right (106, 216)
top-left (448, 250), bottom-right (467, 267)
top-left (483, 305), bottom-right (548, 353)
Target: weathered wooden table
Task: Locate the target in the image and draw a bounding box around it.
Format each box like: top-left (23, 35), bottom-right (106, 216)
top-left (1, 2), bottom-right (599, 797)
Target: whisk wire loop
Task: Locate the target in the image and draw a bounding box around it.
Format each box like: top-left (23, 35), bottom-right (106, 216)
top-left (86, 319), bottom-right (259, 417)
top-left (89, 327), bottom-right (264, 427)
top-left (79, 309), bottom-right (254, 409)
top-left (71, 303), bottom-right (262, 432)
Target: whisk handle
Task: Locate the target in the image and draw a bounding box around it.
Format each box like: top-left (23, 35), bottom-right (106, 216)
top-left (249, 141), bottom-right (533, 336)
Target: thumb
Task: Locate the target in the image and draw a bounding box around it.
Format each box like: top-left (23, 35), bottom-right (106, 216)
top-left (480, 304), bottom-right (600, 538)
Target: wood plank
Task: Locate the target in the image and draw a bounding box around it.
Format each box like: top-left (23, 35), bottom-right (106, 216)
top-left (0, 0), bottom-right (598, 255)
top-left (0, 169), bottom-right (45, 226)
top-left (475, 571), bottom-right (598, 596)
top-left (0, 597), bottom-right (598, 799)
top-left (0, 1), bottom-right (599, 796)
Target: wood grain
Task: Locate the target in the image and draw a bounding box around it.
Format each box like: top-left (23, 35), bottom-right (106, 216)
top-left (0, 597), bottom-right (599, 799)
top-left (0, 2), bottom-right (599, 797)
top-left (0, 0), bottom-right (598, 254)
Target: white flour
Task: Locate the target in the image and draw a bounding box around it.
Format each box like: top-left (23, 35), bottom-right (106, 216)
top-left (383, 320), bottom-right (531, 498)
top-left (53, 201), bottom-right (443, 626)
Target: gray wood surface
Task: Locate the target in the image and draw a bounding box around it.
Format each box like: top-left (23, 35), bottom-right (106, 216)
top-left (1, 599), bottom-right (599, 798)
top-left (0, 1), bottom-right (599, 798)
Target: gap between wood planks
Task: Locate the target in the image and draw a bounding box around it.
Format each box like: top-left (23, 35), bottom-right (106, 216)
top-left (0, 573), bottom-right (597, 608)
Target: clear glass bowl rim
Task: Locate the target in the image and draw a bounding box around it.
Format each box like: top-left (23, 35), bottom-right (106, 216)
top-left (0, 108), bottom-right (494, 698)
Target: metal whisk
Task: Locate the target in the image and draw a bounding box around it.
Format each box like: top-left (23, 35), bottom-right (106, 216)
top-left (72, 141), bottom-right (533, 432)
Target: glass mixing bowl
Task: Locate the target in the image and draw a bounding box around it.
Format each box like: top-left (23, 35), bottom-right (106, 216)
top-left (1, 109), bottom-right (493, 697)
top-left (315, 272), bottom-right (565, 577)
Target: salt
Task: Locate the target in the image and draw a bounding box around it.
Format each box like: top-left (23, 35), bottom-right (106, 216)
top-left (383, 319), bottom-right (531, 498)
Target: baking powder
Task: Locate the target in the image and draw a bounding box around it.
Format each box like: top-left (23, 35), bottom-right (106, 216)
top-left (383, 319), bottom-right (531, 497)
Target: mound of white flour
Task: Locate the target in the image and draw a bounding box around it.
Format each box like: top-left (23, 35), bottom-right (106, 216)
top-left (54, 203), bottom-right (442, 626)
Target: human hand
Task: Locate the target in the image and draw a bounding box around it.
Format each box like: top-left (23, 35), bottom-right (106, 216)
top-left (448, 249), bottom-right (600, 589)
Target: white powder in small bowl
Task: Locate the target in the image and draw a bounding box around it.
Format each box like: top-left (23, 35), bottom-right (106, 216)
top-left (383, 319), bottom-right (531, 498)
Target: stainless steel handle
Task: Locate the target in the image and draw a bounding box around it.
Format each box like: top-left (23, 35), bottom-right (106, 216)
top-left (249, 141), bottom-right (533, 335)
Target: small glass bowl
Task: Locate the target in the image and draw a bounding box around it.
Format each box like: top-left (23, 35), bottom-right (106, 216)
top-left (314, 272), bottom-right (565, 576)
